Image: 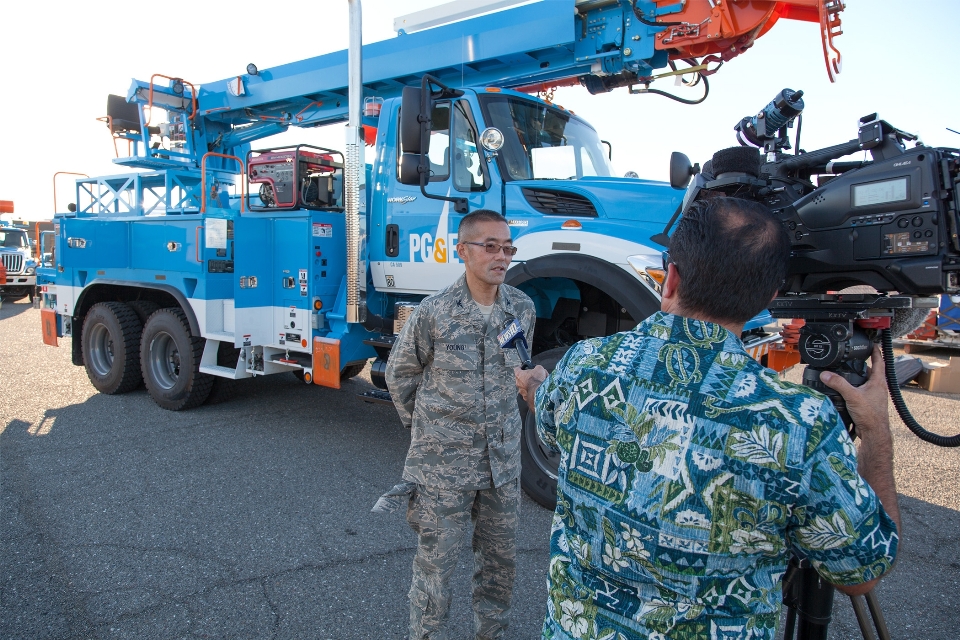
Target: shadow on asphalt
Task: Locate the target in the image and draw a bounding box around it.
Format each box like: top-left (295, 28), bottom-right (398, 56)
top-left (0, 297), bottom-right (36, 321)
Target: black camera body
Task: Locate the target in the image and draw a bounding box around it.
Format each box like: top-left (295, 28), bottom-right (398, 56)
top-left (674, 103), bottom-right (960, 298)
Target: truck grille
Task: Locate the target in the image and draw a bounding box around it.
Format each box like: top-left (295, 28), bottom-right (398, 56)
top-left (521, 188), bottom-right (598, 217)
top-left (1, 254), bottom-right (23, 274)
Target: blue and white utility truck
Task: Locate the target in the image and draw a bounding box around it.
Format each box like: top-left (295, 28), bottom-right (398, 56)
top-left (38, 0), bottom-right (841, 505)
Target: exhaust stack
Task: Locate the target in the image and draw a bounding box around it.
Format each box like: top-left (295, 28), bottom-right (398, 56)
top-left (345, 0), bottom-right (363, 323)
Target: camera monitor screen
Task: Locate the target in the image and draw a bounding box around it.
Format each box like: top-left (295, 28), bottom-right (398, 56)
top-left (853, 177), bottom-right (908, 207)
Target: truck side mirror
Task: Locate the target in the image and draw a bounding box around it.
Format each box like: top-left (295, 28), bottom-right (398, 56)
top-left (401, 86), bottom-right (429, 156)
top-left (669, 151), bottom-right (699, 189)
top-left (398, 153), bottom-right (421, 185)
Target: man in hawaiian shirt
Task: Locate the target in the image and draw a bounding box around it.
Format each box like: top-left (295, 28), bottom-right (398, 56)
top-left (379, 209), bottom-right (536, 640)
top-left (515, 197), bottom-right (900, 639)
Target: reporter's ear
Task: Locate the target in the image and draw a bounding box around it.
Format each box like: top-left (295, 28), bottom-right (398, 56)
top-left (661, 264), bottom-right (681, 306)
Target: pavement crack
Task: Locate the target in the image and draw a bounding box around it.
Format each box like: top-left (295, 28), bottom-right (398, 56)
top-left (262, 577), bottom-right (282, 638)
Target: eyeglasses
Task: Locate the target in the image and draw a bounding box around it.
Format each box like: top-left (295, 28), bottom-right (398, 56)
top-left (661, 250), bottom-right (676, 272)
top-left (463, 241), bottom-right (518, 256)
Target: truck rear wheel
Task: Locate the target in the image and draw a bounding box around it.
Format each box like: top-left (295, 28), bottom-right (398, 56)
top-left (519, 346), bottom-right (569, 509)
top-left (126, 300), bottom-right (160, 326)
top-left (81, 302), bottom-right (143, 394)
top-left (126, 301), bottom-right (161, 389)
top-left (140, 308), bottom-right (213, 410)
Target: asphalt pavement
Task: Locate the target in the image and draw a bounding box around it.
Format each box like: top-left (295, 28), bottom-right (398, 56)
top-left (2, 298), bottom-right (959, 639)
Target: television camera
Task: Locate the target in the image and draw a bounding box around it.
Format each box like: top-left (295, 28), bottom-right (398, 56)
top-left (663, 89), bottom-right (960, 447)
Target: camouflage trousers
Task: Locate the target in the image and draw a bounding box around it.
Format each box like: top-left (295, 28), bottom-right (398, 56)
top-left (406, 479), bottom-right (520, 640)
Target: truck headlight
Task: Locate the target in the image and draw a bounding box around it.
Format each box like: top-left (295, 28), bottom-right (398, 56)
top-left (626, 254), bottom-right (666, 294)
top-left (26, 266), bottom-right (36, 275)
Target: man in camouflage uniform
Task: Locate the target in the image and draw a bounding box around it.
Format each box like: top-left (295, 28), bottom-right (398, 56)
top-left (380, 209), bottom-right (536, 640)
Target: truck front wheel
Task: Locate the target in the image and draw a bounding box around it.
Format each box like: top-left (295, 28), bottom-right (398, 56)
top-left (81, 302), bottom-right (143, 394)
top-left (141, 308), bottom-right (213, 410)
top-left (518, 346), bottom-right (569, 509)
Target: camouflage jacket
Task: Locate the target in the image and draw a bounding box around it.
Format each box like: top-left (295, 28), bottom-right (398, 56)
top-left (386, 274), bottom-right (536, 490)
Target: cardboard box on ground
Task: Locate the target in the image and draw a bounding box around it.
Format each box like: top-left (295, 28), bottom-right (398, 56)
top-left (917, 357), bottom-right (960, 394)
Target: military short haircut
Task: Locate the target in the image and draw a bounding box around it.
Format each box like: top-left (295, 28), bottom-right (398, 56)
top-left (458, 209), bottom-right (509, 242)
top-left (669, 197), bottom-right (790, 324)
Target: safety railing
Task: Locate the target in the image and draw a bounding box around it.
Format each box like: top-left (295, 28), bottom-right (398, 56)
top-left (52, 172), bottom-right (89, 213)
top-left (147, 74), bottom-right (197, 125)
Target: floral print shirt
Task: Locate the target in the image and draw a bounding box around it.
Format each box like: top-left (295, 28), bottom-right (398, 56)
top-left (535, 312), bottom-right (898, 640)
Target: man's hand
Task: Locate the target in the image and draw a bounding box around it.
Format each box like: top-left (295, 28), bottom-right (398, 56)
top-left (819, 346), bottom-right (900, 596)
top-left (515, 365), bottom-right (548, 413)
top-left (819, 347), bottom-right (890, 437)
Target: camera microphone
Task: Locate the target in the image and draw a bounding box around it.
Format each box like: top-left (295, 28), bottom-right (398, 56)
top-left (497, 319), bottom-right (532, 370)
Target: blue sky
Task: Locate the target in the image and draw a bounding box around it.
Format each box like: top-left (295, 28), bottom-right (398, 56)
top-left (1, 0), bottom-right (957, 219)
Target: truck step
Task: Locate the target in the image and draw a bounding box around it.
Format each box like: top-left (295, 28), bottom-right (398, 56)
top-left (363, 335), bottom-right (396, 350)
top-left (358, 388), bottom-right (394, 406)
top-left (199, 364), bottom-right (241, 378)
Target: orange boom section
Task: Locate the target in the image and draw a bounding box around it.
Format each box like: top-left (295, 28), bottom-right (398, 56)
top-left (648, 0), bottom-right (845, 81)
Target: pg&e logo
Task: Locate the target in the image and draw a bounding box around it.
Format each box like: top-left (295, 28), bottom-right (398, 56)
top-left (409, 232), bottom-right (460, 264)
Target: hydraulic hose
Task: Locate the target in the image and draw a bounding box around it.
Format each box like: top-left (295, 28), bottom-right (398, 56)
top-left (881, 328), bottom-right (960, 447)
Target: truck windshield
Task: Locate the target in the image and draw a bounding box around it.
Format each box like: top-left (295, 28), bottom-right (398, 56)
top-left (0, 229), bottom-right (28, 248)
top-left (478, 94), bottom-right (612, 181)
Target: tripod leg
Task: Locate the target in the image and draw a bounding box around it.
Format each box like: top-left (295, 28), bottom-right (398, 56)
top-left (865, 590), bottom-right (891, 640)
top-left (784, 607), bottom-right (797, 640)
top-left (848, 595), bottom-right (875, 640)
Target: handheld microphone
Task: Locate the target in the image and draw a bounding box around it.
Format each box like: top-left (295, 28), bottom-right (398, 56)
top-left (497, 319), bottom-right (532, 369)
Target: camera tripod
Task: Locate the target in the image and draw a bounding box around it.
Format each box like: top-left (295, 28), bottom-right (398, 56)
top-left (769, 295), bottom-right (907, 640)
top-left (781, 556), bottom-right (890, 640)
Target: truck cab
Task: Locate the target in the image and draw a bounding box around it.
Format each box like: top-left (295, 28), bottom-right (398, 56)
top-left (0, 223), bottom-right (38, 302)
top-left (368, 86), bottom-right (676, 359)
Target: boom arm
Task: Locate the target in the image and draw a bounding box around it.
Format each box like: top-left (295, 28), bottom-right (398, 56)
top-left (114, 0), bottom-right (844, 171)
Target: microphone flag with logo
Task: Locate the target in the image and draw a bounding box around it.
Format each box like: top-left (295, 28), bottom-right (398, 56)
top-left (497, 319), bottom-right (532, 370)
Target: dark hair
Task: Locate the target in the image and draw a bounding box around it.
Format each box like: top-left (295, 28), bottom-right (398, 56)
top-left (458, 209), bottom-right (508, 241)
top-left (668, 196), bottom-right (790, 324)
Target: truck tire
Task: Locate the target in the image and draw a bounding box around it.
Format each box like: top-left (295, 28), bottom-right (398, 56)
top-left (126, 300), bottom-right (160, 326)
top-left (81, 302), bottom-right (144, 394)
top-left (519, 346), bottom-right (569, 509)
top-left (140, 308), bottom-right (213, 410)
top-left (340, 362), bottom-right (367, 380)
top-left (126, 301), bottom-right (162, 389)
